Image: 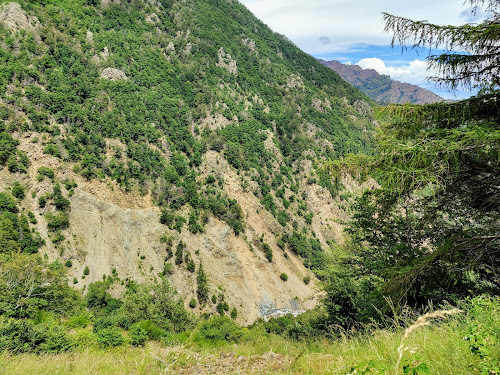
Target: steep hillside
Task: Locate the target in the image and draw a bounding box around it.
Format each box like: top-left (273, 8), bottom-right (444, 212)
top-left (0, 0), bottom-right (374, 323)
top-left (319, 59), bottom-right (443, 105)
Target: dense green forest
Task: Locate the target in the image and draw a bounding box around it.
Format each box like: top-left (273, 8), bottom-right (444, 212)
top-left (0, 0), bottom-right (373, 273)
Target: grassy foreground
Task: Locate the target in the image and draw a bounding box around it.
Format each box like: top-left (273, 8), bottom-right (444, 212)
top-left (1, 304), bottom-right (496, 375)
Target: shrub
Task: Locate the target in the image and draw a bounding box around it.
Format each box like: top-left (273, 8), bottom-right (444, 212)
top-left (277, 211), bottom-right (290, 227)
top-left (175, 242), bottom-right (185, 265)
top-left (37, 166), bottom-right (55, 181)
top-left (230, 308), bottom-right (237, 320)
top-left (280, 273), bottom-right (288, 281)
top-left (38, 195), bottom-right (47, 208)
top-left (0, 319), bottom-right (71, 354)
top-left (197, 316), bottom-right (243, 344)
top-left (303, 275), bottom-right (311, 285)
top-left (0, 192), bottom-right (17, 213)
top-left (162, 262), bottom-right (173, 276)
top-left (264, 316), bottom-right (294, 335)
top-left (186, 257), bottom-right (195, 273)
top-left (262, 243), bottom-right (273, 262)
top-left (304, 212), bottom-right (313, 225)
top-left (135, 320), bottom-right (168, 340)
top-left (11, 182), bottom-right (25, 200)
top-left (65, 260), bottom-right (72, 267)
top-left (113, 281), bottom-right (193, 334)
top-left (27, 211), bottom-right (37, 224)
top-left (71, 329), bottom-right (96, 348)
top-left (216, 301), bottom-right (229, 315)
top-left (93, 317), bottom-right (115, 333)
top-left (67, 312), bottom-right (93, 329)
top-left (43, 143), bottom-right (62, 158)
top-left (52, 184), bottom-right (70, 211)
top-left (196, 262), bottom-right (209, 304)
top-left (95, 327), bottom-right (125, 348)
top-left (189, 298), bottom-right (197, 308)
top-left (45, 211), bottom-right (69, 230)
top-left (129, 323), bottom-right (148, 346)
top-left (83, 266), bottom-right (90, 275)
top-left (205, 175), bottom-right (216, 184)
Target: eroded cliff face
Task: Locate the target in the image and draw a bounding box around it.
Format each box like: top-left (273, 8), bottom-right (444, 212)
top-left (0, 137), bottom-right (327, 324)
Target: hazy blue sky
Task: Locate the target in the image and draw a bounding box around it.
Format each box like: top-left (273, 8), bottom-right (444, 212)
top-left (239, 0), bottom-right (486, 99)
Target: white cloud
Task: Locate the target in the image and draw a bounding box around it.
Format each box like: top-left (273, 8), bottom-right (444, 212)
top-left (240, 0), bottom-right (468, 53)
top-left (356, 57), bottom-right (433, 85)
top-left (459, 5), bottom-right (492, 22)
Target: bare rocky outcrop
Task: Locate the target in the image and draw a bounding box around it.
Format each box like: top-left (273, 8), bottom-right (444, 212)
top-left (86, 30), bottom-right (94, 44)
top-left (100, 67), bottom-right (128, 81)
top-left (286, 74), bottom-right (304, 90)
top-left (312, 98), bottom-right (325, 113)
top-left (92, 47), bottom-right (111, 64)
top-left (0, 2), bottom-right (40, 39)
top-left (353, 99), bottom-right (372, 116)
top-left (145, 13), bottom-right (161, 24)
top-left (242, 37), bottom-right (258, 55)
top-left (101, 0), bottom-right (121, 7)
top-left (216, 48), bottom-right (238, 75)
top-left (199, 113), bottom-right (232, 131)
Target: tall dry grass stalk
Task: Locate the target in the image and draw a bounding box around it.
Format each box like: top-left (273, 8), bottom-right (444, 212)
top-left (394, 308), bottom-right (462, 374)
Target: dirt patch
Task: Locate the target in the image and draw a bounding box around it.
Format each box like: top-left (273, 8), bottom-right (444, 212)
top-left (176, 351), bottom-right (292, 375)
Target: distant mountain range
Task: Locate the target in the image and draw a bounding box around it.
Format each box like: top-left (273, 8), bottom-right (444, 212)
top-left (319, 59), bottom-right (443, 105)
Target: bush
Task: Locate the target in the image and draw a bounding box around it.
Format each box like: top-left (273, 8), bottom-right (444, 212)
top-left (280, 273), bottom-right (288, 281)
top-left (11, 182), bottom-right (25, 200)
top-left (67, 312), bottom-right (92, 329)
top-left (189, 298), bottom-right (197, 308)
top-left (93, 316), bottom-right (115, 333)
top-left (113, 280), bottom-right (193, 334)
top-left (262, 243), bottom-right (273, 262)
top-left (135, 320), bottom-right (168, 340)
top-left (197, 316), bottom-right (243, 344)
top-left (83, 266), bottom-right (90, 275)
top-left (277, 211), bottom-right (290, 227)
top-left (303, 275), bottom-right (311, 285)
top-left (230, 308), bottom-right (237, 320)
top-left (95, 327), bottom-right (125, 348)
top-left (52, 184), bottom-right (70, 211)
top-left (45, 211), bottom-right (69, 230)
top-left (0, 192), bottom-right (17, 213)
top-left (38, 195), bottom-right (47, 208)
top-left (264, 316), bottom-right (294, 335)
top-left (216, 301), bottom-right (229, 315)
top-left (162, 262), bottom-right (173, 276)
top-left (37, 166), bottom-right (55, 181)
top-left (27, 211), bottom-right (37, 224)
top-left (129, 323), bottom-right (148, 346)
top-left (71, 329), bottom-right (96, 348)
top-left (0, 319), bottom-right (71, 354)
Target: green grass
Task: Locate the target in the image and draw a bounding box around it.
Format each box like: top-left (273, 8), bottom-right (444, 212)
top-left (1, 309), bottom-right (494, 375)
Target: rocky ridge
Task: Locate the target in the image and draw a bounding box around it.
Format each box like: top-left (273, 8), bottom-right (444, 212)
top-left (319, 59), bottom-right (443, 105)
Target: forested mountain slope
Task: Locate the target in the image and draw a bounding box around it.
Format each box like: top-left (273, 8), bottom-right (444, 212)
top-left (0, 0), bottom-right (374, 322)
top-left (319, 59), bottom-right (443, 105)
